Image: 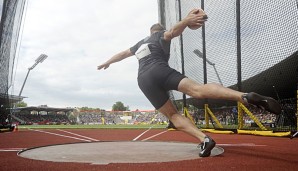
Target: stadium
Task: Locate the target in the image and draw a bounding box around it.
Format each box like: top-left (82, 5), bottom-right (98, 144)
top-left (0, 0), bottom-right (298, 170)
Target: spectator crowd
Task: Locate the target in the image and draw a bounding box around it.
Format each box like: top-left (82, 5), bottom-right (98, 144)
top-left (11, 103), bottom-right (293, 128)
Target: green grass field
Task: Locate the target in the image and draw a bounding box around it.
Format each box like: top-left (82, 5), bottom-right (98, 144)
top-left (17, 124), bottom-right (288, 131)
top-left (18, 124), bottom-right (168, 129)
top-left (16, 124), bottom-right (256, 130)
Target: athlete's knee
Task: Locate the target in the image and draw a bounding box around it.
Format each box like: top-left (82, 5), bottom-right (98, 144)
top-left (188, 84), bottom-right (207, 99)
top-left (192, 83), bottom-right (222, 99)
top-left (181, 83), bottom-right (203, 99)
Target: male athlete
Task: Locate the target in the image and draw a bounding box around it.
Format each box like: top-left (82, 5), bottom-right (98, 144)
top-left (97, 9), bottom-right (281, 157)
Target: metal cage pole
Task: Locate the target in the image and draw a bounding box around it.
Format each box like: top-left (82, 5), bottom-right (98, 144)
top-left (201, 0), bottom-right (211, 128)
top-left (236, 0), bottom-right (242, 92)
top-left (201, 0), bottom-right (207, 86)
top-left (177, 0), bottom-right (187, 108)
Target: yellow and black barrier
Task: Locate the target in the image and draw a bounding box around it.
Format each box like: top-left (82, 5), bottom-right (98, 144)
top-left (204, 104), bottom-right (223, 129)
top-left (237, 102), bottom-right (267, 131)
top-left (198, 102), bottom-right (291, 137)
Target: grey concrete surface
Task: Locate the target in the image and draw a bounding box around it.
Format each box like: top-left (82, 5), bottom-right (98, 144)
top-left (19, 141), bottom-right (224, 165)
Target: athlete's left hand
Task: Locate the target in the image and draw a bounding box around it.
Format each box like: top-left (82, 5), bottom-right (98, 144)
top-left (97, 63), bottom-right (110, 70)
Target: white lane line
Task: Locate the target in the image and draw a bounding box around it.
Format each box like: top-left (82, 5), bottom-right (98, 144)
top-left (0, 148), bottom-right (25, 152)
top-left (217, 143), bottom-right (267, 147)
top-left (29, 129), bottom-right (91, 142)
top-left (141, 130), bottom-right (168, 141)
top-left (56, 129), bottom-right (99, 142)
top-left (132, 125), bottom-right (154, 141)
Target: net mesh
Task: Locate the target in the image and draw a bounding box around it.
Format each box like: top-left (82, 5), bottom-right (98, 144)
top-left (159, 0), bottom-right (298, 131)
top-left (0, 0), bottom-right (26, 126)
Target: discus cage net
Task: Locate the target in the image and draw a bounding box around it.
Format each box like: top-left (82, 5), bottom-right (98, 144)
top-left (158, 0), bottom-right (298, 132)
top-left (0, 0), bottom-right (26, 129)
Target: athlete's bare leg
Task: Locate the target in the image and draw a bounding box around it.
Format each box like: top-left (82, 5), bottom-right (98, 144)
top-left (178, 78), bottom-right (246, 103)
top-left (157, 78), bottom-right (246, 142)
top-left (159, 77), bottom-right (280, 157)
top-left (158, 99), bottom-right (206, 142)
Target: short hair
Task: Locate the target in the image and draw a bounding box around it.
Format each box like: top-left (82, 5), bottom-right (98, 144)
top-left (150, 23), bottom-right (165, 32)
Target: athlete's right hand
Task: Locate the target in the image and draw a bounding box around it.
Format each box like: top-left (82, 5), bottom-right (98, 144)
top-left (185, 8), bottom-right (207, 27)
top-left (97, 63), bottom-right (110, 70)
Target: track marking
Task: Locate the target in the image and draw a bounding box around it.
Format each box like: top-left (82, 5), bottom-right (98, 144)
top-left (56, 129), bottom-right (99, 142)
top-left (217, 143), bottom-right (267, 147)
top-left (29, 129), bottom-right (91, 142)
top-left (0, 148), bottom-right (25, 152)
top-left (132, 125), bottom-right (154, 141)
top-left (141, 130), bottom-right (168, 141)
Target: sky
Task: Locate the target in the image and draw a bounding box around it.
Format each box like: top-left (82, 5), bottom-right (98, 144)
top-left (11, 0), bottom-right (297, 111)
top-left (12, 0), bottom-right (159, 111)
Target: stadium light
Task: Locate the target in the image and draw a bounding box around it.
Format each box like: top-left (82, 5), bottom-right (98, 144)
top-left (193, 49), bottom-right (223, 85)
top-left (18, 54), bottom-right (48, 96)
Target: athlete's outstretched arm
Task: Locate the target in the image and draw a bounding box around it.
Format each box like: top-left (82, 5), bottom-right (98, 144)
top-left (163, 9), bottom-right (207, 41)
top-left (97, 49), bottom-right (133, 70)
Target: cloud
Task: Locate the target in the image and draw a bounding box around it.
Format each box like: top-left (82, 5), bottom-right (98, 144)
top-left (13, 0), bottom-right (158, 110)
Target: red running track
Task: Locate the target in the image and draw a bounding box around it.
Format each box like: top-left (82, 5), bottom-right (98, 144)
top-left (0, 128), bottom-right (297, 171)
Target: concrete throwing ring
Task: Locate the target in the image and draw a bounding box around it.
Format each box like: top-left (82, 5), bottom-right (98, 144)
top-left (18, 141), bottom-right (224, 165)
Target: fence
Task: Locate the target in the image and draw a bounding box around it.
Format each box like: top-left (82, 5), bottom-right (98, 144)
top-left (0, 0), bottom-right (26, 127)
top-left (158, 0), bottom-right (298, 132)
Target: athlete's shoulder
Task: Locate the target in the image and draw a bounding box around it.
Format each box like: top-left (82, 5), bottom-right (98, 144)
top-left (130, 37), bottom-right (148, 54)
top-left (153, 30), bottom-right (166, 37)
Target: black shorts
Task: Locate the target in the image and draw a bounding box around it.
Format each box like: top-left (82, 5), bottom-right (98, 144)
top-left (137, 63), bottom-right (186, 109)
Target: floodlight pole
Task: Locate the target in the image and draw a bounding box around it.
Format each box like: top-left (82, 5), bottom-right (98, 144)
top-left (18, 54), bottom-right (48, 97)
top-left (18, 69), bottom-right (31, 97)
top-left (211, 64), bottom-right (223, 86)
top-left (193, 49), bottom-right (223, 85)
